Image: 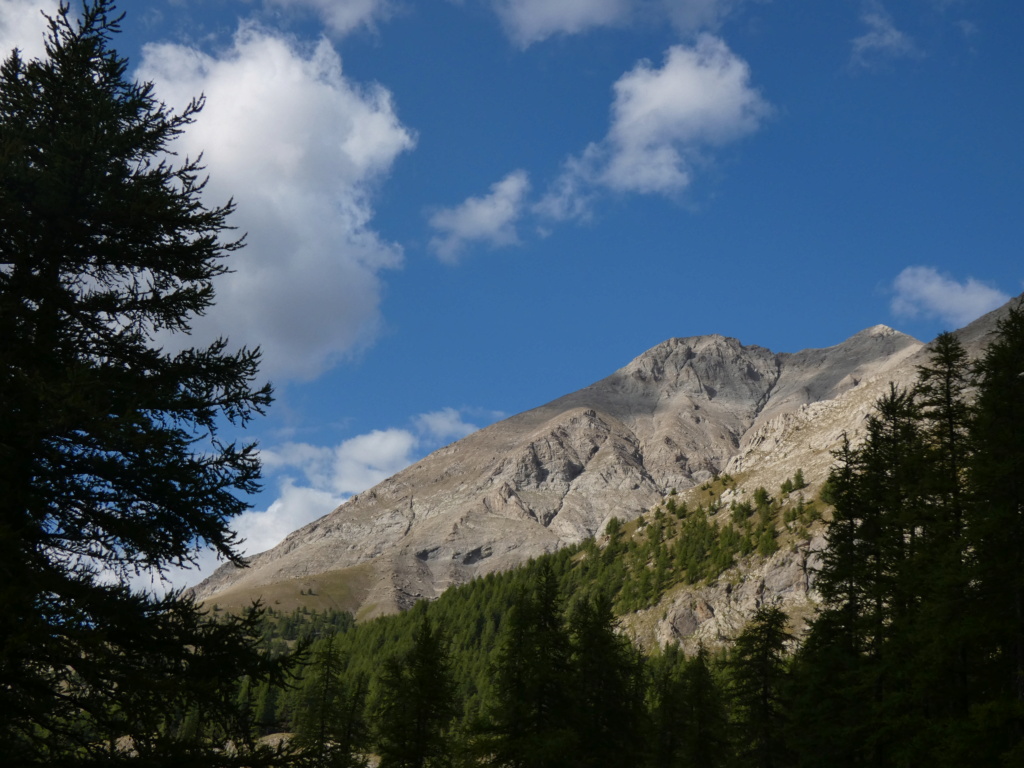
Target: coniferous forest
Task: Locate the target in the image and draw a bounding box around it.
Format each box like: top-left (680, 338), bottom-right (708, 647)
top-left (3, 2), bottom-right (1024, 766)
top-left (237, 311), bottom-right (1024, 768)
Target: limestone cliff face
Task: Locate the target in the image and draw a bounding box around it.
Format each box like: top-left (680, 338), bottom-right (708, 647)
top-left (193, 300), bottom-right (1015, 621)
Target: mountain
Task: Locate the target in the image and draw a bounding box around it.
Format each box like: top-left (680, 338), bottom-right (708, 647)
top-left (193, 298), bottom-right (1018, 621)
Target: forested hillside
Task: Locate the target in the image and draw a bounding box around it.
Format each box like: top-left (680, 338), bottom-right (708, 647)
top-left (230, 306), bottom-right (1024, 767)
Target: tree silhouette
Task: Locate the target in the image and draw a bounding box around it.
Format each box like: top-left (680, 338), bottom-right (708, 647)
top-left (0, 2), bottom-right (289, 763)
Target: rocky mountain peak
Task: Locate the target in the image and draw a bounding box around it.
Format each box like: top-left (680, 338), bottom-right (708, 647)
top-left (192, 301), bottom-right (1020, 620)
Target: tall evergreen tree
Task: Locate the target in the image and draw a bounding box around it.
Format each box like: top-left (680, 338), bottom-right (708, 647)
top-left (0, 2), bottom-right (289, 763)
top-left (965, 303), bottom-right (1024, 762)
top-left (647, 643), bottom-right (729, 768)
top-left (566, 592), bottom-right (646, 768)
top-left (678, 646), bottom-right (729, 768)
top-left (645, 644), bottom-right (690, 768)
top-left (479, 560), bottom-right (575, 768)
top-left (372, 612), bottom-right (459, 768)
top-left (799, 322), bottom-right (1020, 766)
top-left (807, 386), bottom-right (928, 766)
top-left (727, 605), bottom-right (792, 768)
top-left (905, 332), bottom-right (976, 760)
top-left (293, 635), bottom-right (368, 768)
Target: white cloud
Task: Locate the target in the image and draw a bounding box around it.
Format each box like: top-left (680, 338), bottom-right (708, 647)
top-left (603, 35), bottom-right (770, 193)
top-left (264, 428), bottom-right (420, 496)
top-left (534, 152), bottom-right (598, 222)
top-left (428, 170), bottom-right (531, 263)
top-left (232, 480), bottom-right (343, 556)
top-left (266, 0), bottom-right (395, 37)
top-left (137, 23), bottom-right (415, 381)
top-left (540, 35), bottom-right (770, 215)
top-left (0, 0), bottom-right (59, 62)
top-left (891, 266), bottom-right (1010, 328)
top-left (414, 407), bottom-right (479, 442)
top-left (493, 0), bottom-right (631, 47)
top-left (851, 2), bottom-right (922, 68)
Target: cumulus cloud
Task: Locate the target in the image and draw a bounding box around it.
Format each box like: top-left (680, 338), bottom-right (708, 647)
top-left (428, 170), bottom-right (531, 263)
top-left (540, 35), bottom-right (770, 217)
top-left (602, 36), bottom-right (770, 192)
top-left (851, 2), bottom-right (922, 68)
top-left (891, 266), bottom-right (1010, 328)
top-left (0, 0), bottom-right (59, 62)
top-left (266, 0), bottom-right (396, 37)
top-left (493, 0), bottom-right (631, 47)
top-left (137, 23), bottom-right (415, 381)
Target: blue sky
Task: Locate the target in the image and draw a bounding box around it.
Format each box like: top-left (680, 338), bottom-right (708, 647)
top-left (2, 0), bottom-right (1021, 586)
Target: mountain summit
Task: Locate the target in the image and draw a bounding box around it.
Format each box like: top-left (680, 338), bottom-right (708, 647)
top-left (193, 303), bottom-right (1013, 619)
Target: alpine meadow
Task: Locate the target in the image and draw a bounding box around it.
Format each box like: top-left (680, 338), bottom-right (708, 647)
top-left (2, 2), bottom-right (1024, 767)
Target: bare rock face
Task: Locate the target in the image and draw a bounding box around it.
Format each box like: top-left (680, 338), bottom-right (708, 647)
top-left (193, 298), bottom-right (1018, 620)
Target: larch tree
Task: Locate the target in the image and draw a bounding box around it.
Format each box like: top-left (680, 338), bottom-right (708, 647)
top-left (965, 303), bottom-right (1024, 762)
top-left (371, 612), bottom-right (459, 768)
top-left (0, 2), bottom-right (291, 764)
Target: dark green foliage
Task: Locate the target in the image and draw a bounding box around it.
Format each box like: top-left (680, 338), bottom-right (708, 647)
top-left (964, 304), bottom-right (1024, 759)
top-left (0, 2), bottom-right (293, 764)
top-left (478, 561), bottom-right (575, 768)
top-left (799, 310), bottom-right (1024, 766)
top-left (727, 605), bottom-right (792, 768)
top-left (371, 611), bottom-right (459, 768)
top-left (565, 593), bottom-right (646, 768)
top-left (646, 644), bottom-right (730, 768)
top-left (292, 634), bottom-right (368, 767)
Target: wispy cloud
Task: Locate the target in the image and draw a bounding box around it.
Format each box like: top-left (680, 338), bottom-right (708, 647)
top-left (492, 0), bottom-right (631, 48)
top-left (891, 266), bottom-right (1009, 328)
top-left (428, 170), bottom-right (532, 263)
top-left (662, 0), bottom-right (744, 36)
top-left (851, 1), bottom-right (922, 69)
top-left (490, 0), bottom-right (743, 47)
top-left (265, 0), bottom-right (396, 37)
top-left (138, 22), bottom-right (415, 382)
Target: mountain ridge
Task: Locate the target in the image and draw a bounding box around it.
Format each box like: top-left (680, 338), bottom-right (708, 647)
top-left (193, 299), bottom-right (1017, 621)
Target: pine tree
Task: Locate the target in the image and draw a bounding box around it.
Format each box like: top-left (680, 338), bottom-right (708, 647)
top-left (293, 635), bottom-right (368, 768)
top-left (679, 646), bottom-right (729, 768)
top-left (566, 592), bottom-right (646, 768)
top-left (372, 612), bottom-right (459, 768)
top-left (904, 332), bottom-right (976, 760)
top-left (965, 302), bottom-right (1024, 761)
top-left (727, 605), bottom-right (792, 768)
top-left (808, 386), bottom-right (929, 765)
top-left (479, 561), bottom-right (575, 768)
top-left (645, 644), bottom-right (689, 768)
top-left (0, 2), bottom-right (288, 763)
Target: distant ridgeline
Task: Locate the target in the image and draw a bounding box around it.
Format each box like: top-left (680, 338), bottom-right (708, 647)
top-left (222, 305), bottom-right (1024, 767)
